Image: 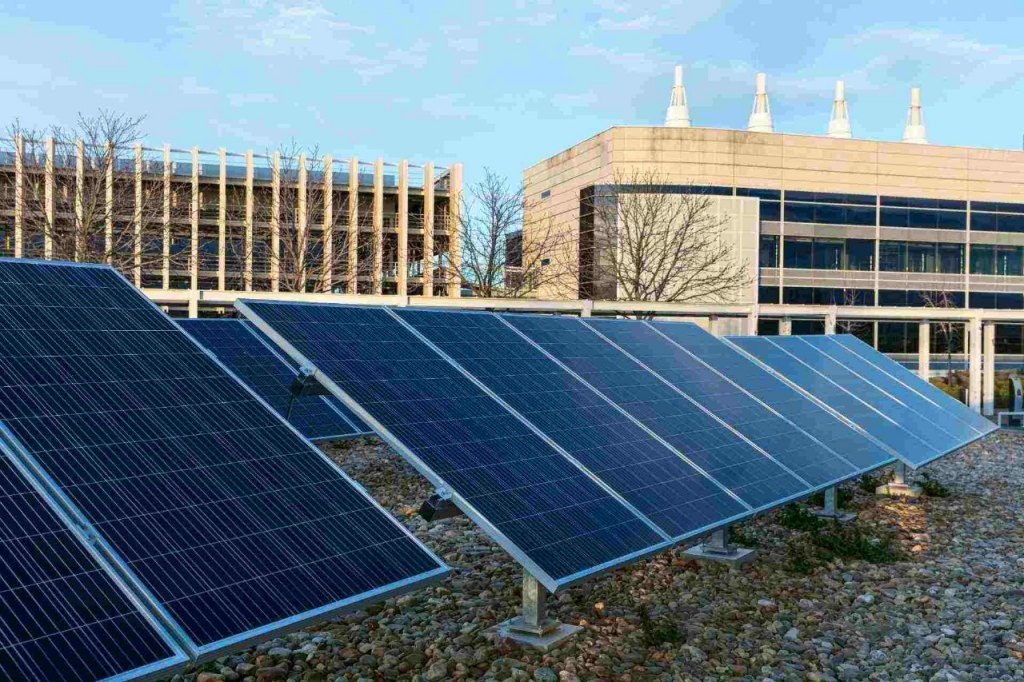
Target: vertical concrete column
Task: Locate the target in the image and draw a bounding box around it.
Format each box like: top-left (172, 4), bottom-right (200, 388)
top-left (708, 315), bottom-right (721, 338)
top-left (105, 142), bottom-right (114, 262)
top-left (581, 300), bottom-right (594, 318)
top-left (968, 316), bottom-right (982, 413)
top-left (423, 162), bottom-right (435, 297)
top-left (44, 137), bottom-right (54, 260)
top-left (824, 306), bottom-right (837, 335)
top-left (322, 154), bottom-right (333, 292)
top-left (270, 151), bottom-right (281, 292)
top-left (918, 320), bottom-right (930, 381)
top-left (190, 147), bottom-right (199, 290)
top-left (188, 291), bottom-right (199, 319)
top-left (780, 317), bottom-right (793, 336)
top-left (297, 154), bottom-right (308, 290)
top-left (133, 143), bottom-right (143, 285)
top-left (74, 140), bottom-right (84, 262)
top-left (13, 133), bottom-right (23, 258)
top-left (244, 150), bottom-right (254, 291)
top-left (217, 148), bottom-right (226, 291)
top-left (397, 160), bottom-right (409, 296)
top-left (162, 145), bottom-right (170, 289)
top-left (746, 307), bottom-right (759, 336)
top-left (983, 322), bottom-right (995, 417)
top-left (347, 157), bottom-right (359, 294)
top-left (448, 162), bottom-right (464, 297)
top-left (372, 157), bottom-right (383, 295)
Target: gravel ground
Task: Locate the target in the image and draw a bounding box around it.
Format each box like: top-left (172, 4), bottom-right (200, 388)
top-left (173, 431), bottom-right (1024, 682)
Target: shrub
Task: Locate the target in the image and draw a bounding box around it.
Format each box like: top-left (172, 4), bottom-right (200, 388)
top-left (728, 524), bottom-right (759, 548)
top-left (807, 488), bottom-right (854, 509)
top-left (918, 472), bottom-right (950, 498)
top-left (777, 504), bottom-right (824, 532)
top-left (813, 522), bottom-right (902, 564)
top-left (857, 469), bottom-right (892, 494)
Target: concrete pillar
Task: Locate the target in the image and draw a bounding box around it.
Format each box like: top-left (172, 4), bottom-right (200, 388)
top-left (448, 162), bottom-right (463, 297)
top-left (74, 140), bottom-right (84, 261)
top-left (105, 142), bottom-right (114, 262)
top-left (824, 306), bottom-right (837, 335)
top-left (918, 320), bottom-right (930, 381)
top-left (322, 154), bottom-right (333, 292)
top-left (423, 162), bottom-right (435, 297)
top-left (968, 316), bottom-right (982, 413)
top-left (188, 291), bottom-right (199, 319)
top-left (133, 144), bottom-right (143, 284)
top-left (983, 322), bottom-right (995, 416)
top-left (780, 317), bottom-right (793, 336)
top-left (244, 150), bottom-right (254, 291)
top-left (13, 133), bottom-right (23, 258)
top-left (218, 148), bottom-right (227, 291)
top-left (158, 144), bottom-right (168, 288)
top-left (270, 151), bottom-right (281, 292)
top-left (373, 157), bottom-right (383, 295)
top-left (189, 147), bottom-right (200, 289)
top-left (44, 137), bottom-right (54, 260)
top-left (347, 157), bottom-right (359, 294)
top-left (162, 144), bottom-right (171, 289)
top-left (708, 315), bottom-right (721, 338)
top-left (746, 307), bottom-right (759, 336)
top-left (297, 154), bottom-right (308, 291)
top-left (397, 160), bottom-right (409, 296)
top-left (581, 300), bottom-right (593, 318)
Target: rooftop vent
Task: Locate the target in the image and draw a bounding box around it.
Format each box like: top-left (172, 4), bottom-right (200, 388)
top-left (665, 65), bottom-right (692, 128)
top-left (827, 80), bottom-right (852, 139)
top-left (902, 87), bottom-right (927, 144)
top-left (747, 72), bottom-right (773, 133)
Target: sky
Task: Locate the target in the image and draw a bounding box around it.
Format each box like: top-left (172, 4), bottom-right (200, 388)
top-left (1, 0), bottom-right (1023, 188)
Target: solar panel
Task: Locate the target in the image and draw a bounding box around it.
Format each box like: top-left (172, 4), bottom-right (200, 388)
top-left (740, 335), bottom-right (967, 467)
top-left (0, 260), bottom-right (447, 658)
top-left (502, 314), bottom-right (809, 510)
top-left (394, 309), bottom-right (749, 540)
top-left (237, 301), bottom-right (668, 591)
top-left (650, 321), bottom-right (894, 472)
top-left (0, 445), bottom-right (186, 682)
top-left (727, 336), bottom-right (936, 462)
top-left (178, 319), bottom-right (370, 441)
top-left (582, 318), bottom-right (859, 488)
top-left (828, 334), bottom-right (997, 436)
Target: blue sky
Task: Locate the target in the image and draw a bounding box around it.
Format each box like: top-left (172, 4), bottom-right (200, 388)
top-left (1, 0), bottom-right (1022, 186)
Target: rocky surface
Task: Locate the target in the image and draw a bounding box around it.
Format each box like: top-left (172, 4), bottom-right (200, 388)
top-left (169, 432), bottom-right (1024, 682)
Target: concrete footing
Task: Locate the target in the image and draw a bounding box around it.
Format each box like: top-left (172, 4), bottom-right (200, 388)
top-left (682, 527), bottom-right (758, 568)
top-left (813, 486), bottom-right (857, 522)
top-left (489, 570), bottom-right (581, 651)
top-left (875, 462), bottom-right (922, 498)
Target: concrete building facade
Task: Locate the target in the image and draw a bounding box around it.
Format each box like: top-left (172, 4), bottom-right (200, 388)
top-left (0, 137), bottom-right (463, 307)
top-left (523, 75), bottom-right (1024, 357)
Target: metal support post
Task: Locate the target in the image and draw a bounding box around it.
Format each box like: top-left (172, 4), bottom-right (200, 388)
top-left (682, 524), bottom-right (757, 567)
top-left (812, 485), bottom-right (856, 522)
top-left (490, 570), bottom-right (581, 651)
top-left (875, 461), bottom-right (921, 498)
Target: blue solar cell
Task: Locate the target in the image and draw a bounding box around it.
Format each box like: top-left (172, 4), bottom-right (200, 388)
top-left (650, 321), bottom-right (893, 472)
top-left (502, 314), bottom-right (806, 510)
top-left (179, 319), bottom-right (370, 440)
top-left (760, 336), bottom-right (958, 466)
top-left (583, 318), bottom-right (854, 488)
top-left (829, 335), bottom-right (997, 436)
top-left (727, 336), bottom-right (934, 462)
top-left (0, 448), bottom-right (186, 681)
top-left (395, 309), bottom-right (748, 540)
top-left (0, 261), bottom-right (446, 655)
top-left (238, 301), bottom-right (667, 589)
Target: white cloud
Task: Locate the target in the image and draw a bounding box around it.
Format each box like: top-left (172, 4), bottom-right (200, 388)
top-left (596, 15), bottom-right (656, 31)
top-left (448, 37), bottom-right (480, 53)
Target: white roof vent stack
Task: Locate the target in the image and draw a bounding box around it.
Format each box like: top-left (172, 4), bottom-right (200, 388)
top-left (665, 65), bottom-right (692, 127)
top-left (902, 87), bottom-right (927, 144)
top-left (827, 80), bottom-right (852, 139)
top-left (747, 72), bottom-right (773, 133)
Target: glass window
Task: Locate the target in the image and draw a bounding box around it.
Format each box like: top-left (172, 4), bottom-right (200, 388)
top-left (996, 325), bottom-right (1022, 355)
top-left (738, 188), bottom-right (781, 200)
top-left (907, 243), bottom-right (936, 272)
top-left (758, 285), bottom-right (780, 304)
top-left (878, 289), bottom-right (909, 306)
top-left (759, 235), bottom-right (779, 267)
top-left (998, 293), bottom-right (1024, 309)
top-left (970, 245), bottom-right (995, 274)
top-left (783, 287), bottom-right (814, 304)
top-left (970, 292), bottom-right (997, 308)
top-left (813, 239), bottom-right (843, 270)
top-left (783, 237), bottom-right (812, 268)
top-left (880, 207), bottom-right (909, 228)
top-left (971, 212), bottom-right (997, 232)
top-left (759, 201), bottom-right (781, 221)
top-left (814, 204), bottom-right (845, 224)
top-left (878, 322), bottom-right (912, 353)
top-left (999, 214), bottom-right (1024, 233)
top-left (846, 206), bottom-right (876, 226)
top-left (784, 203), bottom-right (815, 223)
top-left (997, 246), bottom-right (1023, 276)
top-left (937, 244), bottom-right (964, 274)
top-left (792, 320), bottom-right (825, 335)
top-left (846, 239), bottom-right (875, 270)
top-left (907, 209), bottom-right (938, 229)
top-left (936, 211), bottom-right (967, 230)
top-left (757, 319), bottom-right (780, 335)
top-left (879, 241), bottom-right (906, 271)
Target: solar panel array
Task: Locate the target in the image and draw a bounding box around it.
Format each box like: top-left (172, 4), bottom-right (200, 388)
top-left (179, 319), bottom-right (371, 441)
top-left (238, 301), bottom-right (924, 590)
top-left (727, 334), bottom-right (998, 467)
top-left (0, 260), bottom-right (447, 679)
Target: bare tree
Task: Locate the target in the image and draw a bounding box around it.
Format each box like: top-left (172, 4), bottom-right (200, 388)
top-left (576, 169), bottom-right (750, 306)
top-left (456, 168), bottom-right (568, 298)
top-left (6, 111), bottom-right (165, 276)
top-left (920, 290), bottom-right (962, 388)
